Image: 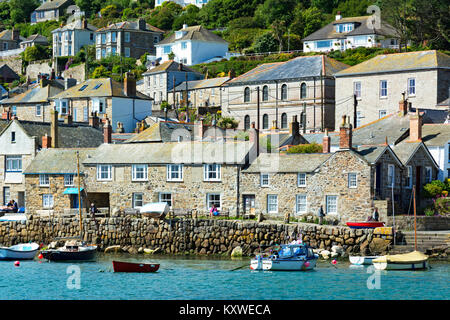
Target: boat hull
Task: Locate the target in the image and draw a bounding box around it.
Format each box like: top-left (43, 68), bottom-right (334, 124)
top-left (0, 243), bottom-right (40, 260)
top-left (373, 260), bottom-right (429, 270)
top-left (112, 261), bottom-right (160, 273)
top-left (251, 258), bottom-right (317, 271)
top-left (349, 256), bottom-right (381, 265)
top-left (346, 222), bottom-right (385, 229)
top-left (41, 246), bottom-right (97, 262)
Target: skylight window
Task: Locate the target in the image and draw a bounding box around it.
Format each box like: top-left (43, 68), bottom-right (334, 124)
top-left (79, 85), bottom-right (88, 91)
top-left (93, 83), bottom-right (102, 90)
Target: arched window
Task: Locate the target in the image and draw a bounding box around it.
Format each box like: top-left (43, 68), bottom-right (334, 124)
top-left (281, 113), bottom-right (287, 129)
top-left (263, 114), bottom-right (269, 129)
top-left (262, 85), bottom-right (268, 101)
top-left (300, 83), bottom-right (307, 99)
top-left (281, 84), bottom-right (287, 100)
top-left (244, 87), bottom-right (250, 102)
top-left (244, 115), bottom-right (250, 130)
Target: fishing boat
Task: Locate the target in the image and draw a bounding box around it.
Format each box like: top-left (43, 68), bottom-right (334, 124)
top-left (41, 241), bottom-right (97, 261)
top-left (40, 151), bottom-right (97, 262)
top-left (112, 261), bottom-right (160, 273)
top-left (0, 243), bottom-right (40, 260)
top-left (139, 202), bottom-right (169, 218)
top-left (346, 221), bottom-right (385, 229)
top-left (349, 255), bottom-right (382, 265)
top-left (372, 186), bottom-right (429, 271)
top-left (250, 241), bottom-right (318, 271)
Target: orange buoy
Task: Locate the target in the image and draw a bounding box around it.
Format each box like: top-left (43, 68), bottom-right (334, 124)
top-left (38, 253), bottom-right (43, 259)
top-left (332, 259), bottom-right (337, 265)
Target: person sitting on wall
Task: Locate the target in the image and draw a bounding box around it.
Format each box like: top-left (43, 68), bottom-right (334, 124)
top-left (209, 204), bottom-right (219, 217)
top-left (11, 200), bottom-right (18, 213)
top-left (1, 200), bottom-right (15, 213)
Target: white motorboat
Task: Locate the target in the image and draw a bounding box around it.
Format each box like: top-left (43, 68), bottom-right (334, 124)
top-left (0, 243), bottom-right (40, 260)
top-left (372, 251), bottom-right (429, 270)
top-left (139, 202), bottom-right (169, 218)
top-left (250, 241), bottom-right (319, 271)
top-left (349, 256), bottom-right (382, 265)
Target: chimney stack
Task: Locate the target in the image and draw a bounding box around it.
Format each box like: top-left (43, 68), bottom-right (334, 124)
top-left (335, 11), bottom-right (342, 21)
top-left (138, 18), bottom-right (146, 31)
top-left (82, 18), bottom-right (87, 29)
top-left (409, 109), bottom-right (423, 142)
top-left (289, 115), bottom-right (300, 137)
top-left (50, 108), bottom-right (59, 148)
top-left (249, 122), bottom-right (260, 157)
top-left (103, 118), bottom-right (112, 144)
top-left (12, 28), bottom-right (19, 41)
top-left (64, 77), bottom-right (77, 90)
top-left (399, 99), bottom-right (408, 116)
top-left (116, 122), bottom-right (124, 133)
top-left (322, 129), bottom-right (330, 153)
top-left (2, 107), bottom-right (12, 120)
top-left (124, 72), bottom-right (136, 97)
top-left (194, 119), bottom-right (204, 140)
top-left (42, 134), bottom-right (52, 149)
top-left (64, 114), bottom-right (73, 125)
top-left (89, 111), bottom-right (99, 128)
top-left (339, 115), bottom-right (352, 150)
top-left (50, 69), bottom-right (55, 80)
top-left (183, 24), bottom-right (188, 30)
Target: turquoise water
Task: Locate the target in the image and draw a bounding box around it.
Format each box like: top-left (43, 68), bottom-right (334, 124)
top-left (0, 254), bottom-right (448, 300)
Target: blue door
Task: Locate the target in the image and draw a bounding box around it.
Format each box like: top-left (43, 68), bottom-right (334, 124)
top-left (72, 195), bottom-right (83, 209)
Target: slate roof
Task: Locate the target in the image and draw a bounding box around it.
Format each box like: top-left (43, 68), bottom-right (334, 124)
top-left (51, 19), bottom-right (97, 32)
top-left (125, 122), bottom-right (195, 143)
top-left (421, 124), bottom-right (450, 147)
top-left (36, 0), bottom-right (73, 11)
top-left (173, 77), bottom-right (230, 92)
top-left (50, 78), bottom-right (151, 100)
top-left (23, 148), bottom-right (96, 175)
top-left (142, 60), bottom-right (202, 76)
top-left (1, 80), bottom-right (65, 105)
top-left (0, 64), bottom-right (20, 81)
top-left (20, 34), bottom-right (49, 45)
top-left (0, 30), bottom-right (25, 42)
top-left (303, 16), bottom-right (399, 41)
top-left (260, 132), bottom-right (309, 150)
top-left (226, 56), bottom-right (349, 85)
top-left (0, 119), bottom-right (105, 149)
top-left (335, 50), bottom-right (450, 77)
top-left (96, 21), bottom-right (163, 33)
top-left (83, 141), bottom-right (252, 165)
top-left (157, 25), bottom-right (227, 45)
top-left (243, 152), bottom-right (332, 173)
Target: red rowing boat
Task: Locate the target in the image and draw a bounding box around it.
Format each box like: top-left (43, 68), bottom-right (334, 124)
top-left (346, 222), bottom-right (385, 229)
top-left (112, 261), bottom-right (160, 273)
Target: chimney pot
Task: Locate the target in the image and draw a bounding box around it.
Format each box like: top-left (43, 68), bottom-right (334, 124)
top-left (103, 118), bottom-right (112, 144)
top-left (194, 119), bottom-right (204, 140)
top-left (409, 110), bottom-right (423, 142)
top-left (124, 72), bottom-right (136, 97)
top-left (339, 115), bottom-right (352, 150)
top-left (399, 99), bottom-right (408, 116)
top-left (42, 134), bottom-right (52, 149)
top-left (289, 115), bottom-right (300, 137)
top-left (322, 129), bottom-right (331, 153)
top-left (50, 108), bottom-right (59, 148)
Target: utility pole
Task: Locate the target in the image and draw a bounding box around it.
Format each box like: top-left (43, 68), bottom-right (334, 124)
top-left (275, 81), bottom-right (278, 129)
top-left (353, 94), bottom-right (358, 128)
top-left (320, 69), bottom-right (324, 132)
top-left (302, 102), bottom-right (306, 133)
top-left (313, 77), bottom-right (316, 132)
top-left (257, 86), bottom-right (260, 130)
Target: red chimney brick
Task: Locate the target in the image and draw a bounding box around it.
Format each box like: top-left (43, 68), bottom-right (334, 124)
top-left (399, 99), bottom-right (408, 116)
top-left (103, 118), bottom-right (112, 144)
top-left (409, 110), bottom-right (423, 142)
top-left (339, 115), bottom-right (352, 150)
top-left (42, 134), bottom-right (52, 149)
top-left (322, 129), bottom-right (330, 153)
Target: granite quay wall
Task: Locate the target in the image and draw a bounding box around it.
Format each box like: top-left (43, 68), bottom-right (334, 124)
top-left (387, 215), bottom-right (450, 231)
top-left (0, 217), bottom-right (393, 257)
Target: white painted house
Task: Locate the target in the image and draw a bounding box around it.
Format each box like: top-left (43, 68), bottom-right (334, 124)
top-left (155, 0), bottom-right (211, 8)
top-left (302, 13), bottom-right (400, 53)
top-left (155, 25), bottom-right (228, 66)
top-left (52, 18), bottom-right (97, 58)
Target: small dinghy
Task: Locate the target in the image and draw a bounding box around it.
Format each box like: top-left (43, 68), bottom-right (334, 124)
top-left (346, 221), bottom-right (385, 229)
top-left (372, 251), bottom-right (429, 271)
top-left (0, 243), bottom-right (40, 260)
top-left (349, 256), bottom-right (382, 265)
top-left (139, 202), bottom-right (169, 219)
top-left (112, 261), bottom-right (160, 273)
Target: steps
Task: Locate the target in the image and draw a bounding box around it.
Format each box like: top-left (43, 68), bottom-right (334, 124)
top-left (391, 231), bottom-right (450, 253)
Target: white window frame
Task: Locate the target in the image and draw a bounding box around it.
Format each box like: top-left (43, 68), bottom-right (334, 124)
top-left (405, 165), bottom-right (412, 189)
top-left (125, 47), bottom-right (130, 57)
top-left (204, 164), bottom-right (221, 181)
top-left (97, 165), bottom-right (112, 181)
top-left (388, 164), bottom-right (395, 187)
top-left (380, 80), bottom-right (388, 98)
top-left (64, 174), bottom-right (74, 186)
top-left (207, 193), bottom-right (221, 210)
top-left (42, 194), bottom-right (54, 209)
top-left (132, 164), bottom-right (148, 181)
top-left (297, 173), bottom-right (306, 187)
top-left (159, 192), bottom-right (172, 208)
top-left (167, 164), bottom-right (183, 181)
top-left (132, 193), bottom-right (144, 208)
top-left (348, 173), bottom-right (357, 188)
top-left (39, 174), bottom-right (50, 187)
top-left (36, 105), bottom-right (42, 116)
top-left (379, 110), bottom-right (387, 119)
top-left (125, 32), bottom-right (130, 43)
top-left (92, 98), bottom-right (106, 114)
top-left (296, 194), bottom-right (307, 214)
top-left (267, 194), bottom-right (278, 214)
top-left (5, 155), bottom-right (22, 172)
top-left (326, 195), bottom-right (338, 215)
top-left (425, 166), bottom-right (432, 183)
top-left (260, 173), bottom-right (270, 187)
top-left (407, 78), bottom-right (416, 97)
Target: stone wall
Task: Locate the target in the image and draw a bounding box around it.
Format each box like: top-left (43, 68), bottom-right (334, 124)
top-left (26, 61), bottom-right (52, 80)
top-left (62, 64), bottom-right (85, 83)
top-left (387, 215), bottom-right (450, 231)
top-left (0, 55), bottom-right (23, 75)
top-left (0, 218), bottom-right (392, 256)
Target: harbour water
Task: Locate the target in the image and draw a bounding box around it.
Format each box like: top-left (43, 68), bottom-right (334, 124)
top-left (0, 254), bottom-right (448, 300)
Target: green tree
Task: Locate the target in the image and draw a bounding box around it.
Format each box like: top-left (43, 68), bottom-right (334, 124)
top-left (286, 143), bottom-right (323, 154)
top-left (291, 6), bottom-right (325, 39)
top-left (9, 0), bottom-right (39, 24)
top-left (92, 65), bottom-right (111, 78)
top-left (172, 4), bottom-right (200, 30)
top-left (254, 0), bottom-right (297, 28)
top-left (22, 45), bottom-right (50, 62)
top-left (252, 32), bottom-right (278, 53)
top-left (311, 0), bottom-right (339, 14)
top-left (147, 1), bottom-right (183, 30)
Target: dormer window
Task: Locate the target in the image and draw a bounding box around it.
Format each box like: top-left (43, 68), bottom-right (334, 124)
top-left (335, 23), bottom-right (354, 33)
top-left (175, 31), bottom-right (186, 39)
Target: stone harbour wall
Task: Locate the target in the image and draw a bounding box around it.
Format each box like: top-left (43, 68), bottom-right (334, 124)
top-left (0, 217), bottom-right (393, 257)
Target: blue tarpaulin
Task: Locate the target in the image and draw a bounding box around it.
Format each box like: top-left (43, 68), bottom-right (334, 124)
top-left (63, 188), bottom-right (84, 194)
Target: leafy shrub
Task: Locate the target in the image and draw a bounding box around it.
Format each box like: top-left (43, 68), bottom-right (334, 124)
top-left (286, 143), bottom-right (323, 154)
top-left (424, 207), bottom-right (435, 216)
top-left (217, 117), bottom-right (239, 129)
top-left (422, 180), bottom-right (448, 198)
top-left (433, 197), bottom-right (450, 216)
